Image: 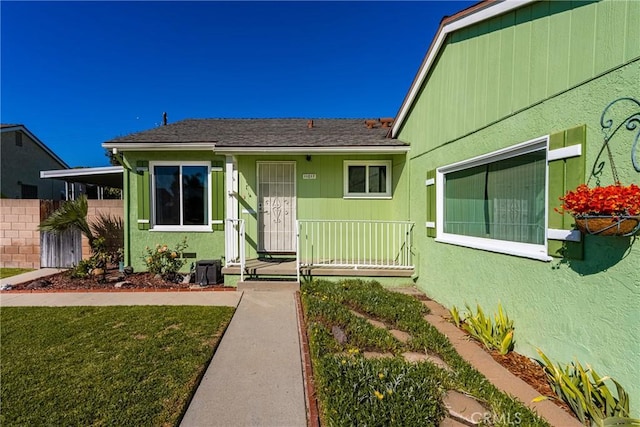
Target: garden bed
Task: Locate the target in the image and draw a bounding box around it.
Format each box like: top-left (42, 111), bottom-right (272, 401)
top-left (3, 270), bottom-right (233, 292)
top-left (300, 279), bottom-right (560, 426)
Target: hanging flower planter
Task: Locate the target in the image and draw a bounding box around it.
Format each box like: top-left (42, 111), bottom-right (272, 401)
top-left (574, 215), bottom-right (640, 236)
top-left (558, 183), bottom-right (640, 237)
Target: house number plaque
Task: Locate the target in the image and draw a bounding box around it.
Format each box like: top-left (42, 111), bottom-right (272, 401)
top-left (303, 174), bottom-right (316, 180)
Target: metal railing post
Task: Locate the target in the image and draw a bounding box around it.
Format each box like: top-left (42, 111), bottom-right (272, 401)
top-left (296, 220), bottom-right (301, 283)
top-left (239, 220), bottom-right (245, 282)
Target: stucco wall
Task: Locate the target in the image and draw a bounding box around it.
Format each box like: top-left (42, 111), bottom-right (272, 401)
top-left (121, 151), bottom-right (226, 272)
top-left (1, 130), bottom-right (67, 200)
top-left (402, 60), bottom-right (640, 414)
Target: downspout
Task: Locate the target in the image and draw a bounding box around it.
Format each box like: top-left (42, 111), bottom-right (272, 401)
top-left (123, 167), bottom-right (131, 268)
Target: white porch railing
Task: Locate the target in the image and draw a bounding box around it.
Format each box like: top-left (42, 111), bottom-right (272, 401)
top-left (296, 220), bottom-right (414, 281)
top-left (225, 219), bottom-right (245, 282)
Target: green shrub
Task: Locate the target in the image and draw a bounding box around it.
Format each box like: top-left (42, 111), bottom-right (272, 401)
top-left (142, 238), bottom-right (188, 279)
top-left (90, 212), bottom-right (124, 265)
top-left (536, 350), bottom-right (640, 426)
top-left (450, 303), bottom-right (514, 355)
top-left (69, 259), bottom-right (94, 279)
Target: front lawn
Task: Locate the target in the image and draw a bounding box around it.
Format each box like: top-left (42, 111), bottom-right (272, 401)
top-left (301, 279), bottom-right (549, 426)
top-left (0, 306), bottom-right (234, 426)
top-left (0, 267), bottom-right (34, 279)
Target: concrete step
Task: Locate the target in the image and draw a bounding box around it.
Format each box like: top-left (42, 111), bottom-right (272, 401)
top-left (237, 280), bottom-right (300, 291)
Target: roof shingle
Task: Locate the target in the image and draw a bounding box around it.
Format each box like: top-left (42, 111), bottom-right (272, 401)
top-left (105, 118), bottom-right (405, 147)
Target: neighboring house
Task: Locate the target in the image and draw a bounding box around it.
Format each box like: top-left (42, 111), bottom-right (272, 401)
top-left (102, 118), bottom-right (413, 283)
top-left (1, 124), bottom-right (69, 199)
top-left (391, 0), bottom-right (639, 415)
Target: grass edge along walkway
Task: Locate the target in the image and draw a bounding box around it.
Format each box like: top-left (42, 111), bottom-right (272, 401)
top-left (0, 305), bottom-right (234, 426)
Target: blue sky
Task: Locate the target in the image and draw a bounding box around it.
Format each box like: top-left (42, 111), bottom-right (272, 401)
top-left (1, 1), bottom-right (476, 167)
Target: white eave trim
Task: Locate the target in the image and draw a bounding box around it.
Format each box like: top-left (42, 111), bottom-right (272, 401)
top-left (40, 166), bottom-right (124, 179)
top-left (101, 142), bottom-right (216, 151)
top-left (214, 146), bottom-right (410, 155)
top-left (391, 0), bottom-right (537, 138)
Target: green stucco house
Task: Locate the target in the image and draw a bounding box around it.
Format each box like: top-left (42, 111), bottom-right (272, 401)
top-left (103, 0), bottom-right (639, 415)
top-left (102, 118), bottom-right (414, 284)
top-left (391, 0), bottom-right (639, 415)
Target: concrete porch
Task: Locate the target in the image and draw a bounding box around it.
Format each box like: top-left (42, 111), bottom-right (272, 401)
top-left (222, 257), bottom-right (415, 280)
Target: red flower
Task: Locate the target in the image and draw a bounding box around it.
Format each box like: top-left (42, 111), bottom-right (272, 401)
top-left (559, 183), bottom-right (640, 217)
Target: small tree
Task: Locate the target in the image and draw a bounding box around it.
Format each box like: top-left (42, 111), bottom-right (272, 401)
top-left (39, 196), bottom-right (125, 277)
top-left (39, 195), bottom-right (95, 249)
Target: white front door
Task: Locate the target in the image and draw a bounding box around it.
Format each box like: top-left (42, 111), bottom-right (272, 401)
top-left (257, 162), bottom-right (296, 252)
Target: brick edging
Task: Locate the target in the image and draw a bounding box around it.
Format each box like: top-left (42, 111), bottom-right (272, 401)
top-left (295, 291), bottom-right (320, 427)
top-left (2, 287), bottom-right (237, 294)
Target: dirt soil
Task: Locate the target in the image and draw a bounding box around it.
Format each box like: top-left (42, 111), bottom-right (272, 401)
top-left (7, 270), bottom-right (228, 291)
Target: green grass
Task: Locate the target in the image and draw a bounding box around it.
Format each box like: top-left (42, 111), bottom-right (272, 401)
top-left (302, 279), bottom-right (549, 427)
top-left (0, 305), bottom-right (234, 426)
top-left (0, 267), bottom-right (34, 279)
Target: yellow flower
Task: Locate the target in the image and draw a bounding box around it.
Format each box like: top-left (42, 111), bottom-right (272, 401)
top-left (387, 389), bottom-right (393, 395)
top-left (170, 252), bottom-right (177, 258)
top-left (378, 373), bottom-right (385, 379)
top-left (341, 359), bottom-right (347, 365)
top-left (374, 390), bottom-right (384, 400)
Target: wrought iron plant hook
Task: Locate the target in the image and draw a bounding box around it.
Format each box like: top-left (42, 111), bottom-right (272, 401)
top-left (589, 97), bottom-right (640, 186)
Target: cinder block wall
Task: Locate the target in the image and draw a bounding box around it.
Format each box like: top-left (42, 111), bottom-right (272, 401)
top-left (0, 199), bottom-right (41, 269)
top-left (82, 200), bottom-right (124, 258)
top-left (0, 199), bottom-right (124, 269)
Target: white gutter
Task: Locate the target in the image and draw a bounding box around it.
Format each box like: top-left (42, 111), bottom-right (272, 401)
top-left (214, 146), bottom-right (410, 155)
top-left (392, 0), bottom-right (537, 138)
top-left (101, 142), bottom-right (216, 151)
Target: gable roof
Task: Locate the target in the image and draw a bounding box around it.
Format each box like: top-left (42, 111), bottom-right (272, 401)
top-left (1, 124), bottom-right (69, 168)
top-left (391, 0), bottom-right (537, 138)
top-left (103, 118), bottom-right (408, 154)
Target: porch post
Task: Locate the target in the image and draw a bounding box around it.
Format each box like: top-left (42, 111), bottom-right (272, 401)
top-left (225, 156), bottom-right (239, 265)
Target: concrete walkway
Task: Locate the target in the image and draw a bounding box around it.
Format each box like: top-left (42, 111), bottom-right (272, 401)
top-left (0, 291), bottom-right (242, 307)
top-left (180, 289), bottom-right (306, 427)
top-left (0, 268), bottom-right (64, 287)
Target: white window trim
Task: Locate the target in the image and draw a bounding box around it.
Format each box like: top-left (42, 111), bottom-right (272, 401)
top-left (435, 136), bottom-right (552, 261)
top-left (150, 161), bottom-right (213, 232)
top-left (343, 160), bottom-right (392, 199)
